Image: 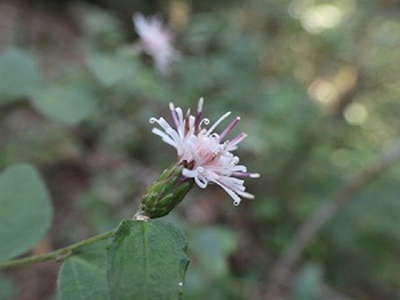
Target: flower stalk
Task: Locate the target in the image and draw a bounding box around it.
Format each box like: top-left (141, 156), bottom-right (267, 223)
top-left (0, 231), bottom-right (114, 270)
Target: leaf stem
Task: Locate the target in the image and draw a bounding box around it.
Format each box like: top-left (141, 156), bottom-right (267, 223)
top-left (0, 231), bottom-right (114, 270)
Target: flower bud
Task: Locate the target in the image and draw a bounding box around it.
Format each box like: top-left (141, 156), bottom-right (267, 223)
top-left (137, 164), bottom-right (194, 218)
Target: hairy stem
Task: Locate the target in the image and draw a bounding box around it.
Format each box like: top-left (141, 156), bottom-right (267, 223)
top-left (0, 231), bottom-right (114, 270)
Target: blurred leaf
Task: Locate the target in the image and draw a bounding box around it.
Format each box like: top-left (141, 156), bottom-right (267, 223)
top-left (0, 164), bottom-right (52, 261)
top-left (184, 14), bottom-right (225, 52)
top-left (189, 227), bottom-right (237, 277)
top-left (57, 239), bottom-right (110, 300)
top-left (0, 273), bottom-right (15, 300)
top-left (31, 84), bottom-right (97, 125)
top-left (184, 269), bottom-right (208, 298)
top-left (86, 53), bottom-right (136, 87)
top-left (82, 7), bottom-right (125, 50)
top-left (291, 263), bottom-right (322, 300)
top-left (86, 51), bottom-right (166, 98)
top-left (2, 123), bottom-right (79, 166)
top-left (107, 220), bottom-right (189, 300)
top-left (0, 48), bottom-right (42, 102)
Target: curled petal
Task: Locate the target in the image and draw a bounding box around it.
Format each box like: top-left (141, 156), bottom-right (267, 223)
top-left (215, 180), bottom-right (242, 206)
top-left (152, 128), bottom-right (176, 147)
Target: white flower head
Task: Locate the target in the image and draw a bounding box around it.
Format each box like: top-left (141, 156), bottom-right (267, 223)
top-left (150, 98), bottom-right (260, 206)
top-left (133, 13), bottom-right (178, 74)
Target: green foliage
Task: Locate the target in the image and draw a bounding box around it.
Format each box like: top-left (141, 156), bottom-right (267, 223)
top-left (0, 164), bottom-right (52, 261)
top-left (86, 53), bottom-right (137, 87)
top-left (1, 123), bottom-right (78, 167)
top-left (32, 84), bottom-right (97, 125)
top-left (0, 49), bottom-right (42, 102)
top-left (189, 227), bottom-right (237, 277)
top-left (0, 47), bottom-right (98, 124)
top-left (107, 220), bottom-right (190, 300)
top-left (57, 220), bottom-right (190, 300)
top-left (57, 240), bottom-right (109, 300)
top-left (184, 227), bottom-right (240, 299)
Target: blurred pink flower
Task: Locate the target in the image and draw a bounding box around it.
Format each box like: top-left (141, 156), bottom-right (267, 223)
top-left (133, 13), bottom-right (178, 74)
top-left (150, 98), bottom-right (260, 206)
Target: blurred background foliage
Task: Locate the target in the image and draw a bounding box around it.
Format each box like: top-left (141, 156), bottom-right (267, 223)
top-left (0, 0), bottom-right (400, 299)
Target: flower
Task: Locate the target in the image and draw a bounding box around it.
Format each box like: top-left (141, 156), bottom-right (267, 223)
top-left (133, 13), bottom-right (177, 74)
top-left (149, 98), bottom-right (260, 206)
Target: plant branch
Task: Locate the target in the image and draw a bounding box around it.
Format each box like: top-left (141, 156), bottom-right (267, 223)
top-left (0, 231), bottom-right (114, 270)
top-left (265, 140), bottom-right (400, 299)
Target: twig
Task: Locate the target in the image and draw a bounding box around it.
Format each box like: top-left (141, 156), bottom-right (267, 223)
top-left (265, 140), bottom-right (400, 299)
top-left (0, 231), bottom-right (114, 270)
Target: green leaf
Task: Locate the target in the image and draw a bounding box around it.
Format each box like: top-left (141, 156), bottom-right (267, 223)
top-left (86, 53), bottom-right (136, 87)
top-left (0, 48), bottom-right (42, 102)
top-left (107, 220), bottom-right (190, 300)
top-left (86, 52), bottom-right (165, 98)
top-left (0, 164), bottom-right (52, 261)
top-left (31, 84), bottom-right (97, 125)
top-left (189, 227), bottom-right (237, 277)
top-left (57, 239), bottom-right (110, 300)
top-left (0, 273), bottom-right (16, 300)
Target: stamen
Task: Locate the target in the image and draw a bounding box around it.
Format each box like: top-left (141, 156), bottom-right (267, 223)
top-left (175, 107), bottom-right (184, 124)
top-left (197, 97), bottom-right (204, 113)
top-left (206, 111), bottom-right (231, 136)
top-left (187, 115), bottom-right (196, 135)
top-left (169, 102), bottom-right (179, 128)
top-left (195, 98), bottom-right (204, 133)
top-left (194, 114), bottom-right (201, 134)
top-left (237, 190), bottom-right (255, 199)
top-left (226, 132), bottom-right (247, 151)
top-left (232, 172), bottom-right (260, 178)
top-left (219, 116), bottom-right (240, 141)
top-left (175, 107), bottom-right (184, 137)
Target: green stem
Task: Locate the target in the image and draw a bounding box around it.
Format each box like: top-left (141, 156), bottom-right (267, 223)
top-left (0, 231), bottom-right (114, 270)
